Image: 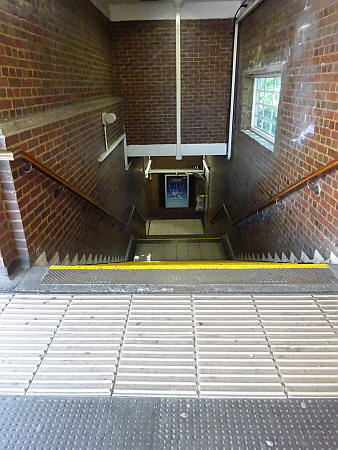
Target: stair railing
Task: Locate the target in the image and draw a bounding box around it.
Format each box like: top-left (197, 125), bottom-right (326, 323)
top-left (17, 151), bottom-right (143, 230)
top-left (126, 205), bottom-right (147, 227)
top-left (210, 159), bottom-right (338, 225)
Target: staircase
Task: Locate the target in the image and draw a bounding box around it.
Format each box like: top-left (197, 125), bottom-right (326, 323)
top-left (33, 250), bottom-right (126, 266)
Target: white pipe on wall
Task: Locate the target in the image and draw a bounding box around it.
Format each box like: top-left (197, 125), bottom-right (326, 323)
top-left (227, 19), bottom-right (238, 160)
top-left (145, 158), bottom-right (152, 178)
top-left (98, 133), bottom-right (125, 162)
top-left (176, 6), bottom-right (182, 160)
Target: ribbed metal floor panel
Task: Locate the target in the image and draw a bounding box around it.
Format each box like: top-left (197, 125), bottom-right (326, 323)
top-left (28, 295), bottom-right (130, 396)
top-left (0, 294), bottom-right (71, 395)
top-left (255, 294), bottom-right (338, 398)
top-left (314, 294), bottom-right (338, 332)
top-left (0, 397), bottom-right (337, 450)
top-left (114, 295), bottom-right (197, 397)
top-left (194, 295), bottom-right (285, 397)
top-left (42, 267), bottom-right (336, 285)
top-left (0, 294), bottom-right (337, 398)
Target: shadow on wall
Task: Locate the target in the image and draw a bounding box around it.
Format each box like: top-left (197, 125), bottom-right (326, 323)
top-left (207, 0), bottom-right (338, 263)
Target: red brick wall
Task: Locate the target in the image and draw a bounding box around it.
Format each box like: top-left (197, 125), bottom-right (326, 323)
top-left (0, 0), bottom-right (115, 120)
top-left (5, 102), bottom-right (129, 216)
top-left (228, 169), bottom-right (338, 261)
top-left (208, 0), bottom-right (338, 261)
top-left (9, 161), bottom-right (130, 264)
top-left (181, 19), bottom-right (233, 143)
top-left (4, 103), bottom-right (145, 264)
top-left (0, 0), bottom-right (146, 269)
top-left (113, 21), bottom-right (177, 145)
top-left (113, 19), bottom-right (233, 145)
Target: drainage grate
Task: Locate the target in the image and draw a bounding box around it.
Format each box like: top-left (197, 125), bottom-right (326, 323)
top-left (42, 267), bottom-right (337, 286)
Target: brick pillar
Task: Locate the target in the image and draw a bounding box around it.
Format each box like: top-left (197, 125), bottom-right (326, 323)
top-left (0, 160), bottom-right (30, 273)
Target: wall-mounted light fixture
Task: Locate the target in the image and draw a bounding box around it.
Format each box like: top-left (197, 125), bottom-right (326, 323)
top-left (99, 112), bottom-right (118, 163)
top-left (102, 112), bottom-right (117, 126)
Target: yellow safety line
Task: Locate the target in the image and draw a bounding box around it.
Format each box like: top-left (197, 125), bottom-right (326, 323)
top-left (50, 260), bottom-right (329, 270)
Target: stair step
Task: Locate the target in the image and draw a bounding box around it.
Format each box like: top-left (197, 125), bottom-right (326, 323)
top-left (140, 237), bottom-right (221, 244)
top-left (144, 234), bottom-right (207, 240)
top-left (61, 254), bottom-right (70, 265)
top-left (70, 255), bottom-right (78, 265)
top-left (33, 252), bottom-right (48, 266)
top-left (79, 254), bottom-right (86, 264)
top-left (49, 252), bottom-right (60, 265)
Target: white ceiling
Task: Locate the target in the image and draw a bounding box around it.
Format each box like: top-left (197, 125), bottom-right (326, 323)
top-left (91, 0), bottom-right (240, 20)
top-left (109, 0), bottom-right (238, 3)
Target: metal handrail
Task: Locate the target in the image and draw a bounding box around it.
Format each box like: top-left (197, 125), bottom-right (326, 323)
top-left (210, 159), bottom-right (338, 225)
top-left (18, 151), bottom-right (127, 228)
top-left (126, 205), bottom-right (147, 227)
top-left (210, 203), bottom-right (232, 224)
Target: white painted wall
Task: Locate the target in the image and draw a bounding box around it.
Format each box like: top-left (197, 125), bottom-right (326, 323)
top-left (109, 1), bottom-right (240, 21)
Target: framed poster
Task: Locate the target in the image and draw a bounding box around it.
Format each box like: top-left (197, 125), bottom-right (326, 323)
top-left (165, 174), bottom-right (189, 208)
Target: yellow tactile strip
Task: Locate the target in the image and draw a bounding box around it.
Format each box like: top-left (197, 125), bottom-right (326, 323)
top-left (50, 261), bottom-right (329, 270)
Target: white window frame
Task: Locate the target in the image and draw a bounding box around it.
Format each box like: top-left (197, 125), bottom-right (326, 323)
top-left (251, 73), bottom-right (281, 144)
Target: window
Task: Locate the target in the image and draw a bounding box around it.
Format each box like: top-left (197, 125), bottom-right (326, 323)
top-left (251, 74), bottom-right (281, 143)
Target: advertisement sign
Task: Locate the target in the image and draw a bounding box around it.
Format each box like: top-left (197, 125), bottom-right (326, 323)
top-left (165, 174), bottom-right (189, 208)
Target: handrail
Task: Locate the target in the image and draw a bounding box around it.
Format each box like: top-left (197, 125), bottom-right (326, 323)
top-left (18, 151), bottom-right (127, 228)
top-left (210, 203), bottom-right (232, 224)
top-left (211, 159), bottom-right (338, 225)
top-left (126, 205), bottom-right (147, 227)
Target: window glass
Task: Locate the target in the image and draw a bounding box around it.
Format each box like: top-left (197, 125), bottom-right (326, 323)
top-left (252, 75), bottom-right (281, 142)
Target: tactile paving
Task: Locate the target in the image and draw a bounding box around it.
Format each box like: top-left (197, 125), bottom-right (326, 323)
top-left (0, 397), bottom-right (336, 449)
